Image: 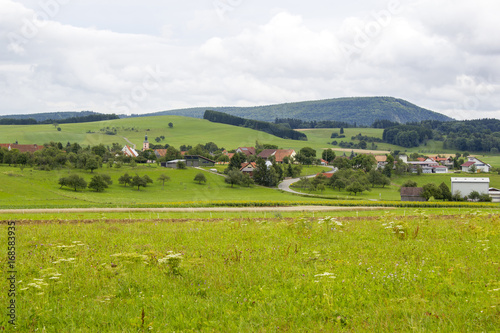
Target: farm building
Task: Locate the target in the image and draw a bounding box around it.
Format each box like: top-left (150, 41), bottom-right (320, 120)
top-left (450, 178), bottom-right (490, 197)
top-left (489, 188), bottom-right (500, 203)
top-left (183, 155), bottom-right (216, 167)
top-left (400, 187), bottom-right (426, 201)
top-left (162, 159), bottom-right (186, 168)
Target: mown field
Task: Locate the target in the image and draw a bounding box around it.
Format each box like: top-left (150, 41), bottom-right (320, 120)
top-left (1, 210), bottom-right (499, 331)
top-left (0, 165), bottom-right (331, 209)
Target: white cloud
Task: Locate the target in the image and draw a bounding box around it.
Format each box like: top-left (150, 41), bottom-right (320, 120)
top-left (0, 0), bottom-right (499, 119)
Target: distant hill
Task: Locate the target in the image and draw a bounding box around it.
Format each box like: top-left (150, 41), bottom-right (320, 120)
top-left (0, 111), bottom-right (98, 122)
top-left (138, 97), bottom-right (453, 126)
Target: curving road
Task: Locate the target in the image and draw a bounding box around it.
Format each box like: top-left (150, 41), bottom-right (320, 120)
top-left (278, 166), bottom-right (336, 195)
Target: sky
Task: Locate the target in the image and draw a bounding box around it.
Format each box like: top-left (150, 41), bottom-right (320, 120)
top-left (0, 0), bottom-right (499, 120)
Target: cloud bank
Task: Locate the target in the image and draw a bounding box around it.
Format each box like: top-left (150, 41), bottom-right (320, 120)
top-left (0, 0), bottom-right (499, 120)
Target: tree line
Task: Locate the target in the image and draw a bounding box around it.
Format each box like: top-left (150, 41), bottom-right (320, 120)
top-left (0, 113), bottom-right (120, 125)
top-left (204, 110), bottom-right (308, 141)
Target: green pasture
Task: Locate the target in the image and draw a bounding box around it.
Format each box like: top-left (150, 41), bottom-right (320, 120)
top-left (0, 165), bottom-right (336, 209)
top-left (0, 116), bottom-right (390, 155)
top-left (1, 211), bottom-right (499, 331)
top-left (3, 116), bottom-right (500, 165)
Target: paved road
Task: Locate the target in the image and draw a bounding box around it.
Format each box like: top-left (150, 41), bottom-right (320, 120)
top-left (278, 166), bottom-right (336, 195)
top-left (0, 206), bottom-right (392, 214)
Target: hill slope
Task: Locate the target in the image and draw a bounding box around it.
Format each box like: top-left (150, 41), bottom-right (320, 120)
top-left (140, 97), bottom-right (453, 125)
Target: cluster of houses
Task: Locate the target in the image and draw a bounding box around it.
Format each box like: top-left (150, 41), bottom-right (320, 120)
top-left (401, 177), bottom-right (500, 203)
top-left (374, 154), bottom-right (491, 174)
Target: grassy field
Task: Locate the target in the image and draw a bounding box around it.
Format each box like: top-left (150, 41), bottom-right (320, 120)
top-left (0, 116), bottom-right (395, 156)
top-left (0, 164), bottom-right (338, 209)
top-left (2, 116), bottom-right (500, 165)
top-left (2, 164), bottom-right (500, 209)
top-left (1, 210), bottom-right (499, 331)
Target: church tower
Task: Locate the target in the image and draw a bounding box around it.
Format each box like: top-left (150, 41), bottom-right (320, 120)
top-left (143, 133), bottom-right (149, 151)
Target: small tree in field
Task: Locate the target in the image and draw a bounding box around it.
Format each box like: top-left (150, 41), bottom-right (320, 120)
top-left (194, 172), bottom-right (207, 184)
top-left (118, 173), bottom-right (132, 186)
top-left (88, 174), bottom-right (112, 192)
top-left (59, 174), bottom-right (87, 192)
top-left (157, 173), bottom-right (171, 187)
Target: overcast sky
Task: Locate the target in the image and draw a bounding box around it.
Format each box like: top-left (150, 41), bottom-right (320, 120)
top-left (1, 0), bottom-right (499, 120)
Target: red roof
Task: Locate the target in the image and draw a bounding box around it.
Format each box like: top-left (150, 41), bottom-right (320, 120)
top-left (461, 161), bottom-right (475, 167)
top-left (240, 162), bottom-right (257, 171)
top-left (316, 172), bottom-right (334, 178)
top-left (0, 143), bottom-right (44, 153)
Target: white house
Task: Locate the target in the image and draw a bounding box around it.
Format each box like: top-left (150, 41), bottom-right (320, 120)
top-left (451, 178), bottom-right (490, 197)
top-left (433, 166), bottom-right (449, 174)
top-left (461, 156), bottom-right (491, 173)
top-left (122, 145), bottom-right (138, 157)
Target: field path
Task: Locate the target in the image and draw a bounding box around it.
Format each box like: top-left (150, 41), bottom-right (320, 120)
top-left (0, 206), bottom-right (393, 214)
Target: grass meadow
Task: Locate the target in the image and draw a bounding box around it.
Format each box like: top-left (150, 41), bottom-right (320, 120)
top-left (0, 116), bottom-right (392, 154)
top-left (1, 210), bottom-right (499, 331)
top-left (0, 165), bottom-right (331, 209)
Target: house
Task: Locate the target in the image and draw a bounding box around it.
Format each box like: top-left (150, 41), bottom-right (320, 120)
top-left (257, 149), bottom-right (277, 160)
top-left (316, 172), bottom-right (334, 179)
top-left (183, 155), bottom-right (216, 167)
top-left (122, 145), bottom-right (139, 157)
top-left (374, 155), bottom-right (387, 169)
top-left (154, 149), bottom-right (168, 159)
top-left (236, 147), bottom-right (256, 157)
top-left (461, 156), bottom-right (491, 173)
top-left (433, 166), bottom-right (449, 174)
top-left (319, 159), bottom-right (328, 166)
top-left (240, 162), bottom-right (257, 176)
top-left (400, 187), bottom-right (426, 201)
top-left (406, 161), bottom-right (439, 173)
top-left (0, 143), bottom-right (44, 153)
top-left (273, 149), bottom-right (296, 163)
top-left (451, 178), bottom-right (490, 197)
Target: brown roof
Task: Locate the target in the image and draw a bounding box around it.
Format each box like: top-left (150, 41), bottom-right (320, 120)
top-left (400, 187), bottom-right (424, 197)
top-left (316, 172), bottom-right (334, 178)
top-left (154, 149), bottom-right (168, 157)
top-left (274, 149), bottom-right (295, 163)
top-left (237, 147), bottom-right (256, 156)
top-left (257, 149), bottom-right (277, 159)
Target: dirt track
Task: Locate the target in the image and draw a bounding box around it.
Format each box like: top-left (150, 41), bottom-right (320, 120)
top-left (0, 206), bottom-right (395, 214)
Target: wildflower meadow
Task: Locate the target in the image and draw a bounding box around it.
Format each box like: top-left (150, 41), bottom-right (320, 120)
top-left (1, 209), bottom-right (499, 331)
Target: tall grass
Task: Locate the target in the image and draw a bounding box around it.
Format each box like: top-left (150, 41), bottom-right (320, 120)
top-left (2, 211), bottom-right (499, 331)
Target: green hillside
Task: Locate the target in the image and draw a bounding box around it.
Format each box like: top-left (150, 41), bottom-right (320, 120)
top-left (142, 97), bottom-right (453, 126)
top-left (0, 115), bottom-right (409, 153)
